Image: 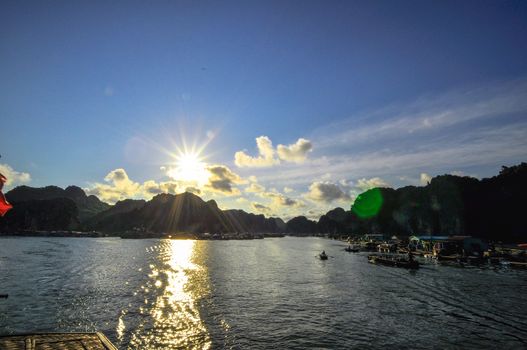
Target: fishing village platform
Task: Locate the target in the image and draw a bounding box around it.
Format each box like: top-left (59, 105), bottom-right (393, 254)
top-left (0, 333), bottom-right (117, 350)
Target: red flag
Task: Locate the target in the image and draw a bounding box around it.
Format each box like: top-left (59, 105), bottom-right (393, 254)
top-left (0, 173), bottom-right (12, 216)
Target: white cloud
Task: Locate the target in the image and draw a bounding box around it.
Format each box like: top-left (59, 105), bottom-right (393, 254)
top-left (277, 138), bottom-right (313, 163)
top-left (204, 165), bottom-right (244, 196)
top-left (420, 173), bottom-right (432, 185)
top-left (283, 187), bottom-right (294, 193)
top-left (87, 168), bottom-right (142, 203)
top-left (260, 191), bottom-right (304, 208)
top-left (234, 136), bottom-right (279, 167)
top-left (245, 182), bottom-right (265, 193)
top-left (88, 162), bottom-right (249, 203)
top-left (0, 163), bottom-right (31, 188)
top-left (142, 180), bottom-right (180, 195)
top-left (185, 186), bottom-right (201, 194)
top-left (306, 181), bottom-right (351, 203)
top-left (234, 136), bottom-right (313, 167)
top-left (251, 202), bottom-right (271, 213)
top-left (86, 168), bottom-right (181, 204)
top-left (143, 180), bottom-right (162, 195)
top-left (355, 177), bottom-right (390, 191)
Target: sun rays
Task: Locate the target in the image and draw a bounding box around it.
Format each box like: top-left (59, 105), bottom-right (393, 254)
top-left (167, 151), bottom-right (209, 186)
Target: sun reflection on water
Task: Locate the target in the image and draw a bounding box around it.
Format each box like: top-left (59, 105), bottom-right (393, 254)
top-left (128, 239), bottom-right (211, 349)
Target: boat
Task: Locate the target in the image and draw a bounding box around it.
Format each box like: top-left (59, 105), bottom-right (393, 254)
top-left (0, 332), bottom-right (117, 349)
top-left (436, 254), bottom-right (464, 262)
top-left (319, 253), bottom-right (328, 260)
top-left (361, 242), bottom-right (378, 251)
top-left (368, 254), bottom-right (419, 269)
top-left (344, 246), bottom-right (359, 252)
top-left (509, 261), bottom-right (527, 269)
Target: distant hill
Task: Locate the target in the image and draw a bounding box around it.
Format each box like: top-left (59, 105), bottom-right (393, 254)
top-left (286, 216), bottom-right (319, 235)
top-left (223, 209), bottom-right (286, 233)
top-left (0, 186), bottom-right (287, 235)
top-left (85, 198), bottom-right (146, 228)
top-left (0, 197), bottom-right (80, 231)
top-left (290, 162), bottom-right (527, 243)
top-left (85, 192), bottom-right (286, 235)
top-left (6, 185), bottom-right (110, 221)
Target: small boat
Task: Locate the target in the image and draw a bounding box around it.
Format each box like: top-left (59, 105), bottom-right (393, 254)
top-left (319, 253), bottom-right (328, 260)
top-left (437, 254), bottom-right (460, 261)
top-left (368, 254), bottom-right (419, 269)
top-left (509, 261), bottom-right (527, 269)
top-left (362, 242), bottom-right (378, 251)
top-left (344, 246), bottom-right (359, 253)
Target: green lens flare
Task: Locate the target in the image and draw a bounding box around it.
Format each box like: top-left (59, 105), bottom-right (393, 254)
top-left (352, 188), bottom-right (383, 218)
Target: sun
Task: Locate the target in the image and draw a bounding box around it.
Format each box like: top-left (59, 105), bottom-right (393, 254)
top-left (168, 152), bottom-right (209, 186)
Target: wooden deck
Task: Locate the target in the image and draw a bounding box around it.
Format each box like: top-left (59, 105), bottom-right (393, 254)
top-left (0, 333), bottom-right (117, 350)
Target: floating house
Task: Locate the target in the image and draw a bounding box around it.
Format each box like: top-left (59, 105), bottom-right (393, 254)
top-left (361, 234), bottom-right (385, 242)
top-left (409, 235), bottom-right (488, 256)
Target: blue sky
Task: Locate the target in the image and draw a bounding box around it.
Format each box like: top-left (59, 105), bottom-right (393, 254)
top-left (1, 0), bottom-right (527, 219)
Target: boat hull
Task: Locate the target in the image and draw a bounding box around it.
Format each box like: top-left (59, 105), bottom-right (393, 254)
top-left (368, 255), bottom-right (419, 269)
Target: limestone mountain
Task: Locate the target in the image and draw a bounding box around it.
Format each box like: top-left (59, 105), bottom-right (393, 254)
top-left (85, 192), bottom-right (286, 235)
top-left (295, 162), bottom-right (527, 243)
top-left (6, 185), bottom-right (110, 221)
top-left (0, 197), bottom-right (80, 232)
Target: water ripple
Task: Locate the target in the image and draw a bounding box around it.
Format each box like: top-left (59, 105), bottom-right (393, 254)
top-left (1, 237), bottom-right (527, 349)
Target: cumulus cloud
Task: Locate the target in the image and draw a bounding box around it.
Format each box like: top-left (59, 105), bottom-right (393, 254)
top-left (234, 136), bottom-right (313, 167)
top-left (251, 202), bottom-right (271, 213)
top-left (86, 168), bottom-right (180, 203)
top-left (420, 173), bottom-right (432, 185)
top-left (234, 136), bottom-right (279, 167)
top-left (204, 165), bottom-right (244, 195)
top-left (260, 191), bottom-right (304, 208)
top-left (277, 138), bottom-right (313, 163)
top-left (185, 186), bottom-right (201, 194)
top-left (143, 180), bottom-right (163, 195)
top-left (162, 182), bottom-right (179, 193)
top-left (142, 180), bottom-right (180, 195)
top-left (283, 187), bottom-right (294, 193)
top-left (87, 168), bottom-right (141, 203)
top-left (0, 163), bottom-right (31, 187)
top-left (355, 177), bottom-right (390, 191)
top-left (306, 181), bottom-right (351, 203)
top-left (245, 183), bottom-right (265, 193)
top-left (88, 163), bottom-right (249, 203)
top-left (106, 168), bottom-right (130, 183)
